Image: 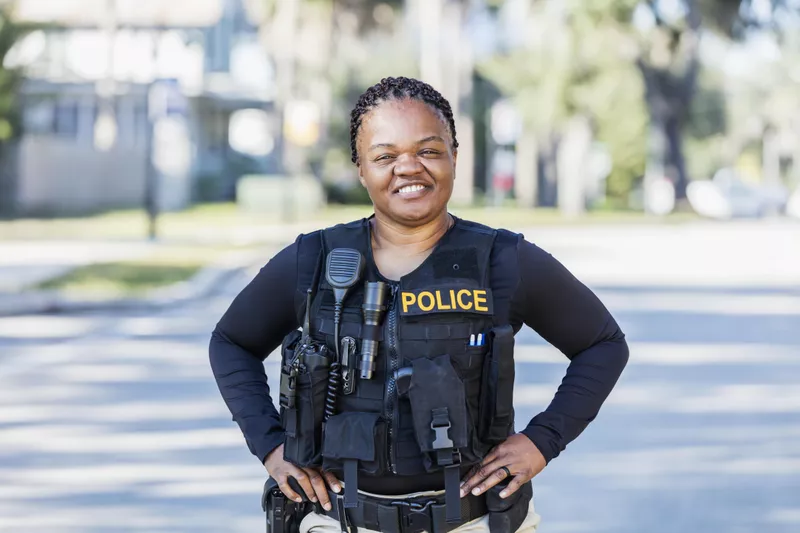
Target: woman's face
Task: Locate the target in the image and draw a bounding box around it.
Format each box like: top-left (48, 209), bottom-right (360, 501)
top-left (356, 98), bottom-right (456, 226)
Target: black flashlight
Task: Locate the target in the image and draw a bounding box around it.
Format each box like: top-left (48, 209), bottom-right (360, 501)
top-left (360, 281), bottom-right (387, 379)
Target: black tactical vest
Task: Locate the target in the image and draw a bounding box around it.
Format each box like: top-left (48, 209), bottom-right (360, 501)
top-left (279, 217), bottom-right (519, 518)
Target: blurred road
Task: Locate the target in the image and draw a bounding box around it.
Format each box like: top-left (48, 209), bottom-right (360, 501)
top-left (0, 220), bottom-right (798, 533)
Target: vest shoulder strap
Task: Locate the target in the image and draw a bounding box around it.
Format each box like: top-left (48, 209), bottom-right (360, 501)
top-left (320, 218), bottom-right (371, 256)
top-left (493, 227), bottom-right (522, 252)
top-left (294, 231), bottom-right (324, 323)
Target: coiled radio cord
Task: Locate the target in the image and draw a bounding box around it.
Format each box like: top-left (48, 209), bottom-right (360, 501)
top-left (324, 303), bottom-right (343, 422)
top-left (324, 359), bottom-right (341, 421)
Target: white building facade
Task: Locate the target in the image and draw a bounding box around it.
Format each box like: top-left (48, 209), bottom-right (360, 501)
top-left (5, 0), bottom-right (278, 215)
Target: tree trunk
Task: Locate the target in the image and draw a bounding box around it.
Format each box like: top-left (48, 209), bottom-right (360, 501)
top-left (663, 113), bottom-right (688, 199)
top-left (557, 116), bottom-right (592, 217)
top-left (636, 3), bottom-right (700, 203)
top-left (514, 128), bottom-right (537, 208)
top-left (637, 69), bottom-right (692, 202)
top-left (537, 134), bottom-right (559, 208)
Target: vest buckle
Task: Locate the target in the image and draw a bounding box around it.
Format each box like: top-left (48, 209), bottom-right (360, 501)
top-left (430, 407), bottom-right (454, 450)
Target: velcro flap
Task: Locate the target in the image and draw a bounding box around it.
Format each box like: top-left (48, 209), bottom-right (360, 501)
top-left (322, 412), bottom-right (381, 462)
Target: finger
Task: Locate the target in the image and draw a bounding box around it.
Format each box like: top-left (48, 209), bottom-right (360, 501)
top-left (470, 463), bottom-right (512, 496)
top-left (499, 474), bottom-right (527, 499)
top-left (460, 457), bottom-right (505, 496)
top-left (460, 464), bottom-right (480, 488)
top-left (461, 462), bottom-right (487, 492)
top-left (277, 474), bottom-right (303, 503)
top-left (323, 470), bottom-right (342, 494)
top-left (305, 468), bottom-right (332, 511)
top-left (289, 466), bottom-right (317, 503)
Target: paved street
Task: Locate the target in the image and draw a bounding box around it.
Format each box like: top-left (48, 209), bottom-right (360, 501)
top-left (0, 221), bottom-right (798, 532)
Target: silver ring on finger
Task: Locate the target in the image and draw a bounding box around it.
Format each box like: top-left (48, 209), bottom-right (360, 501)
top-left (500, 466), bottom-right (511, 478)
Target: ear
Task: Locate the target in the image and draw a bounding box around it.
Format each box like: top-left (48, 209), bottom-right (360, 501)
top-left (452, 149), bottom-right (458, 178)
top-left (357, 164), bottom-right (367, 188)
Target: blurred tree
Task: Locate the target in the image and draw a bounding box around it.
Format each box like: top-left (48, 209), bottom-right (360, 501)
top-left (480, 0), bottom-right (788, 208)
top-left (626, 0), bottom-right (786, 201)
top-left (257, 0), bottom-right (414, 195)
top-left (683, 68), bottom-right (728, 181)
top-left (478, 1), bottom-right (649, 207)
top-left (0, 7), bottom-right (45, 215)
top-left (312, 0), bottom-right (418, 200)
top-left (0, 8), bottom-right (42, 143)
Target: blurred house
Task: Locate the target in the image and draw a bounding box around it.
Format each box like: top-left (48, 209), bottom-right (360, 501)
top-left (5, 0), bottom-right (278, 216)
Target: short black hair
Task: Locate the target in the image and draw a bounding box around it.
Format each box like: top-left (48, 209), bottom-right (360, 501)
top-left (349, 76), bottom-right (458, 165)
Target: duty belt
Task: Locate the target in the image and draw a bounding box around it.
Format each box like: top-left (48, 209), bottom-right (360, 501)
top-left (322, 488), bottom-right (488, 533)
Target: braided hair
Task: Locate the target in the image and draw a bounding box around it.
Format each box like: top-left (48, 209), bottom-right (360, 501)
top-left (349, 76), bottom-right (458, 165)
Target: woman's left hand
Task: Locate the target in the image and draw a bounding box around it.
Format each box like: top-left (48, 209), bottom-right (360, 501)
top-left (460, 434), bottom-right (547, 499)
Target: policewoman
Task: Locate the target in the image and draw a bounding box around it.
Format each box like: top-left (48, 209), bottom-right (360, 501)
top-left (210, 77), bottom-right (629, 533)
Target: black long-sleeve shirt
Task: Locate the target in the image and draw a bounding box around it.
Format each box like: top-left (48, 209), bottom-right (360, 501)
top-left (210, 227), bottom-right (629, 477)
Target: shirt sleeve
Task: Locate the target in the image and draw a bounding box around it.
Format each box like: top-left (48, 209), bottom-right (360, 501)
top-left (209, 237), bottom-right (303, 464)
top-left (510, 238), bottom-right (629, 463)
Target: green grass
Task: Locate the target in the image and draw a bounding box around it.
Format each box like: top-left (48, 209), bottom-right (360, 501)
top-left (35, 261), bottom-right (204, 297)
top-left (30, 245), bottom-right (245, 297)
top-left (0, 203), bottom-right (699, 243)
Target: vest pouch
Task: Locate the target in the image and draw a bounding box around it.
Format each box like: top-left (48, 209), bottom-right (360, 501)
top-left (408, 354), bottom-right (469, 472)
top-left (479, 325), bottom-right (515, 445)
top-left (281, 367), bottom-right (329, 468)
top-left (321, 411), bottom-right (386, 475)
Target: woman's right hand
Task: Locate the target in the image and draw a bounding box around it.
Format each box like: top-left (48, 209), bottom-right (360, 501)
top-left (264, 444), bottom-right (341, 511)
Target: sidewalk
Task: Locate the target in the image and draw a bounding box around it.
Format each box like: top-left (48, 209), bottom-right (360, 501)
top-left (2, 218), bottom-right (797, 316)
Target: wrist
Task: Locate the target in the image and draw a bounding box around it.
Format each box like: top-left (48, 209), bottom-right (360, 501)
top-left (262, 443), bottom-right (284, 468)
top-left (519, 427), bottom-right (557, 464)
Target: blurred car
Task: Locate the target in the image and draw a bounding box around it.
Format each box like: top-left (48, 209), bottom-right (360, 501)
top-left (687, 168), bottom-right (789, 219)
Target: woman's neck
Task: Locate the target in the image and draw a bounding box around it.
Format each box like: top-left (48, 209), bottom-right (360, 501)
top-left (371, 211), bottom-right (452, 255)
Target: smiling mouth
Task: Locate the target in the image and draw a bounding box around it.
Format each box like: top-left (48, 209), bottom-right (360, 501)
top-left (395, 184), bottom-right (428, 195)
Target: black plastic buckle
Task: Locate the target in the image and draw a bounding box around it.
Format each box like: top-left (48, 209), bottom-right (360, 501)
top-left (431, 420), bottom-right (453, 450)
top-left (393, 500), bottom-right (435, 533)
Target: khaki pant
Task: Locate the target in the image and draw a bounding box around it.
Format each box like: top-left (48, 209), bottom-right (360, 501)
top-left (299, 488), bottom-right (540, 533)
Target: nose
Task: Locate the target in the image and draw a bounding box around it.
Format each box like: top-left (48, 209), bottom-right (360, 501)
top-left (393, 152), bottom-right (424, 176)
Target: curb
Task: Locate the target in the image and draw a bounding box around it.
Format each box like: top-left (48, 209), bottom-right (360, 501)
top-left (0, 248), bottom-right (268, 317)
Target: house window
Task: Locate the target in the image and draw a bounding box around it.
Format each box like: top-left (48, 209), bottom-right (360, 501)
top-left (53, 101), bottom-right (78, 138)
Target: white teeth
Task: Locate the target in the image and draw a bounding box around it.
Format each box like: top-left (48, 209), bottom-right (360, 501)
top-left (398, 184), bottom-right (426, 194)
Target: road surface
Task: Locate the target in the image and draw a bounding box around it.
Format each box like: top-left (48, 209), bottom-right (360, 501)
top-left (1, 221), bottom-right (798, 532)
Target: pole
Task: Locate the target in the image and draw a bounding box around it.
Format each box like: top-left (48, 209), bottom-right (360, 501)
top-left (145, 80), bottom-right (158, 240)
top-left (143, 28), bottom-right (163, 241)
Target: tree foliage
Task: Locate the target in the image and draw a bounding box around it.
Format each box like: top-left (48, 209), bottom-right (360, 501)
top-left (478, 1), bottom-right (649, 205)
top-left (480, 0), bottom-right (790, 205)
top-left (0, 8), bottom-right (43, 142)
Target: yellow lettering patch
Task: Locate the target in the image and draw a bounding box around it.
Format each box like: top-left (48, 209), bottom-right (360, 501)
top-left (399, 287), bottom-right (493, 316)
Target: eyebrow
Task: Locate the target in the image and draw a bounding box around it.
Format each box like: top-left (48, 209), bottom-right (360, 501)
top-left (368, 136), bottom-right (446, 151)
